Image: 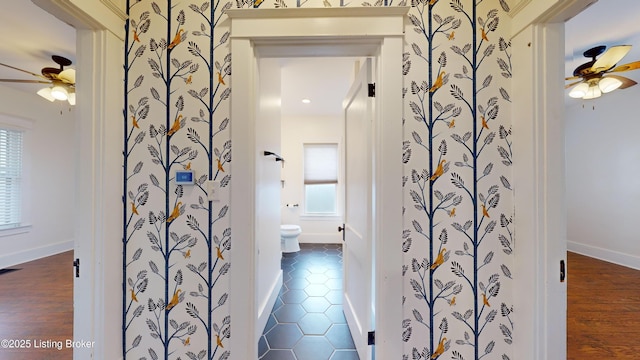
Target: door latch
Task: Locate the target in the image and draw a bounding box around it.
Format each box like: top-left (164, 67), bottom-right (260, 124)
top-left (73, 258), bottom-right (80, 278)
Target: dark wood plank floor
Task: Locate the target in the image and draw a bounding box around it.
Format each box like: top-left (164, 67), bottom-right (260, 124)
top-left (568, 251), bottom-right (640, 359)
top-left (0, 251), bottom-right (73, 360)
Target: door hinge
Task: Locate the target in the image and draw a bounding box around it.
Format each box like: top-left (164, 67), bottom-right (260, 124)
top-left (368, 83), bottom-right (375, 97)
top-left (368, 330), bottom-right (375, 345)
top-left (73, 258), bottom-right (80, 278)
top-left (560, 259), bottom-right (565, 282)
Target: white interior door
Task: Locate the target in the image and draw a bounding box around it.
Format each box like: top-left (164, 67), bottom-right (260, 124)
top-left (342, 58), bottom-right (373, 360)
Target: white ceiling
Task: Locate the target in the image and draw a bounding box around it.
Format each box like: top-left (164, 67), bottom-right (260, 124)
top-left (2, 1), bottom-right (639, 107)
top-left (280, 57), bottom-right (360, 117)
top-left (0, 2), bottom-right (75, 95)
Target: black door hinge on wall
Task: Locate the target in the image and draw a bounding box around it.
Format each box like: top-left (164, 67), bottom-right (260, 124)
top-left (73, 258), bottom-right (80, 278)
top-left (368, 83), bottom-right (376, 97)
top-left (368, 330), bottom-right (375, 345)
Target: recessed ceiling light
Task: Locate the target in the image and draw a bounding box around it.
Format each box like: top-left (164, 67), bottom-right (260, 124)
top-left (302, 98), bottom-right (311, 104)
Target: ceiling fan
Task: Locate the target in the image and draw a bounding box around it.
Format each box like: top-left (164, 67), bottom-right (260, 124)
top-left (0, 55), bottom-right (76, 105)
top-left (566, 45), bottom-right (640, 100)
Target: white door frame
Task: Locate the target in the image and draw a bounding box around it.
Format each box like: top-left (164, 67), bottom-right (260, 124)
top-left (510, 0), bottom-right (597, 358)
top-left (228, 7), bottom-right (407, 359)
top-left (32, 1), bottom-right (125, 359)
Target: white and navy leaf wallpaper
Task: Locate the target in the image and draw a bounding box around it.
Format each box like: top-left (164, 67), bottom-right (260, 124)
top-left (123, 0), bottom-right (514, 359)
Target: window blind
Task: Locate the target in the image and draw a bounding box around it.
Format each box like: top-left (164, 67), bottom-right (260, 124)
top-left (304, 144), bottom-right (338, 184)
top-left (0, 128), bottom-right (23, 229)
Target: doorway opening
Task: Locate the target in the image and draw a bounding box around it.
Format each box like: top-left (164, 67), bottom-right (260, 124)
top-left (256, 55), bottom-right (372, 360)
top-left (228, 7), bottom-right (405, 359)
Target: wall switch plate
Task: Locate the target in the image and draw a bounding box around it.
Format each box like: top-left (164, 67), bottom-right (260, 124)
top-left (207, 181), bottom-right (220, 201)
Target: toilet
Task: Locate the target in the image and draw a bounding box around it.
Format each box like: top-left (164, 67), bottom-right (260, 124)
top-left (280, 224), bottom-right (302, 253)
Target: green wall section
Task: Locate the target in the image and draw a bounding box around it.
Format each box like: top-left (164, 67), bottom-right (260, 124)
top-left (123, 1), bottom-right (514, 359)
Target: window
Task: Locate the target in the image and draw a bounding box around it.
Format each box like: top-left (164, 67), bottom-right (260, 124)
top-left (304, 143), bottom-right (338, 214)
top-left (0, 128), bottom-right (23, 229)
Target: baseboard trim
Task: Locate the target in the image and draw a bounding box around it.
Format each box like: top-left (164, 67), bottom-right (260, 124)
top-left (299, 233), bottom-right (341, 244)
top-left (568, 241), bottom-right (640, 271)
top-left (0, 240), bottom-right (73, 269)
top-left (256, 269), bottom-right (283, 341)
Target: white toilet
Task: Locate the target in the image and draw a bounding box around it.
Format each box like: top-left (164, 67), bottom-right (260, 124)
top-left (280, 224), bottom-right (302, 253)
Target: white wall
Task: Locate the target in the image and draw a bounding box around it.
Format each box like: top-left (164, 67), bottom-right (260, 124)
top-left (0, 85), bottom-right (74, 269)
top-left (281, 114), bottom-right (343, 244)
top-left (565, 94), bottom-right (640, 269)
top-left (256, 58), bottom-right (283, 339)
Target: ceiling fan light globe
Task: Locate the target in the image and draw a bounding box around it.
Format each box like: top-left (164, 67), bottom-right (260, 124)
top-left (582, 84), bottom-right (602, 100)
top-left (51, 85), bottom-right (68, 101)
top-left (599, 77), bottom-right (623, 93)
top-left (569, 82), bottom-right (589, 98)
top-left (36, 87), bottom-right (56, 102)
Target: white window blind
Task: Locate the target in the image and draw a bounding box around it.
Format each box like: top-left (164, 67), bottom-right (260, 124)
top-left (0, 128), bottom-right (23, 229)
top-left (304, 144), bottom-right (338, 184)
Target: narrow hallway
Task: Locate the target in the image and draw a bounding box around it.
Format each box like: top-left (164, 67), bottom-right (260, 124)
top-left (259, 244), bottom-right (359, 360)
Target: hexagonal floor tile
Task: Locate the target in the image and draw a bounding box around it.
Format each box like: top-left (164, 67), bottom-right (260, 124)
top-left (326, 324), bottom-right (356, 349)
top-left (324, 290), bottom-right (343, 305)
top-left (258, 335), bottom-right (269, 357)
top-left (274, 304), bottom-right (306, 323)
top-left (260, 349), bottom-right (297, 360)
top-left (307, 273), bottom-right (329, 284)
top-left (330, 350), bottom-right (360, 360)
top-left (325, 305), bottom-right (347, 324)
top-left (304, 284), bottom-right (330, 297)
top-left (325, 268), bottom-right (342, 279)
top-left (307, 265), bottom-right (329, 275)
top-left (281, 289), bottom-right (308, 304)
top-left (324, 248), bottom-right (342, 256)
top-left (302, 296), bottom-right (331, 313)
top-left (293, 336), bottom-right (335, 360)
top-left (325, 278), bottom-right (343, 290)
top-left (262, 314), bottom-right (278, 334)
top-left (290, 268), bottom-right (311, 279)
top-left (298, 313), bottom-right (332, 335)
top-left (265, 323), bottom-right (303, 349)
top-left (285, 277), bottom-right (310, 290)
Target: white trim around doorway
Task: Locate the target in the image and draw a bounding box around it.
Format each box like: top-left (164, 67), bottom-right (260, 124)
top-left (228, 7), bottom-right (407, 359)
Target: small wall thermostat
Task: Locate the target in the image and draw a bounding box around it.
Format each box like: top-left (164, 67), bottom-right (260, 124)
top-left (175, 170), bottom-right (194, 185)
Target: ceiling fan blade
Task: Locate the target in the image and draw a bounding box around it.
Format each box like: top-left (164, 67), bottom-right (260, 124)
top-left (0, 62), bottom-right (46, 78)
top-left (604, 74), bottom-right (637, 89)
top-left (592, 45), bottom-right (631, 73)
top-left (565, 75), bottom-right (581, 81)
top-left (0, 79), bottom-right (51, 84)
top-left (58, 68), bottom-right (76, 84)
top-left (565, 80), bottom-right (583, 89)
top-left (609, 60), bottom-right (640, 73)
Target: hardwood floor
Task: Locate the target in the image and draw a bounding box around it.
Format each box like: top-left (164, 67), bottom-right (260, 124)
top-left (0, 251), bottom-right (73, 360)
top-left (568, 251), bottom-right (640, 359)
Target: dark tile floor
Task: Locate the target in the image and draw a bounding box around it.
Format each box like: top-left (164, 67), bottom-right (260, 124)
top-left (259, 243), bottom-right (360, 360)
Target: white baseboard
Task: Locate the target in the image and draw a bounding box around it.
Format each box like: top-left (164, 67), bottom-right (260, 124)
top-left (256, 269), bottom-right (283, 341)
top-left (568, 241), bottom-right (640, 271)
top-left (0, 240), bottom-right (73, 269)
top-left (299, 233), bottom-right (341, 244)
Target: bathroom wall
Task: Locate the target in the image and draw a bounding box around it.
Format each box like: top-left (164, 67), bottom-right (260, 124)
top-left (281, 114), bottom-right (344, 244)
